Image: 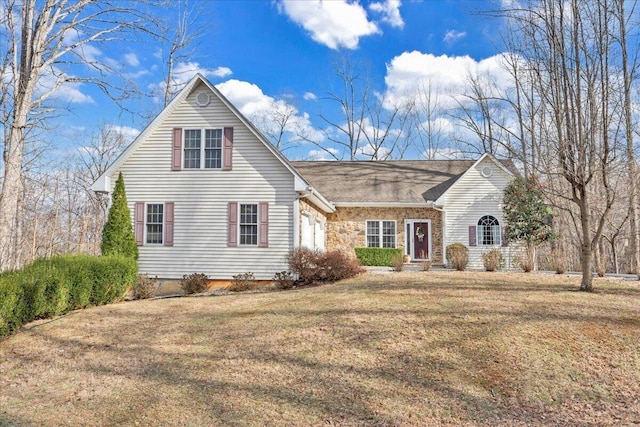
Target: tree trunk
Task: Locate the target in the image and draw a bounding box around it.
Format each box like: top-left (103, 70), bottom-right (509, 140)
top-left (0, 127), bottom-right (26, 270)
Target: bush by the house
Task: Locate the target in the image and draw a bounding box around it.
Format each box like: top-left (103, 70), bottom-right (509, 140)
top-left (446, 243), bottom-right (469, 271)
top-left (287, 248), bottom-right (364, 285)
top-left (180, 273), bottom-right (209, 294)
top-left (272, 271), bottom-right (295, 290)
top-left (0, 255), bottom-right (136, 339)
top-left (515, 251), bottom-right (534, 273)
top-left (133, 274), bottom-right (158, 300)
top-left (482, 249), bottom-right (503, 272)
top-left (391, 253), bottom-right (404, 272)
top-left (229, 272), bottom-right (255, 292)
top-left (101, 172), bottom-right (138, 260)
top-left (354, 247), bottom-right (403, 267)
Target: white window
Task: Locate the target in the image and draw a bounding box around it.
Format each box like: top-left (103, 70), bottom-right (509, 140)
top-left (366, 220), bottom-right (396, 248)
top-left (183, 129), bottom-right (222, 169)
top-left (239, 203), bottom-right (258, 245)
top-left (478, 215), bottom-right (500, 245)
top-left (146, 203), bottom-right (164, 244)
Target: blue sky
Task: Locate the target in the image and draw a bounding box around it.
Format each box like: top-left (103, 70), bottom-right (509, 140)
top-left (56, 0), bottom-right (510, 161)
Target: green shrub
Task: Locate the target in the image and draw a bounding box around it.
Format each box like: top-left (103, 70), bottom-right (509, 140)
top-left (0, 254), bottom-right (137, 339)
top-left (287, 248), bottom-right (364, 285)
top-left (482, 249), bottom-right (503, 272)
top-left (446, 243), bottom-right (469, 271)
top-left (354, 247), bottom-right (404, 267)
top-left (101, 172), bottom-right (138, 260)
top-left (180, 273), bottom-right (209, 294)
top-left (0, 278), bottom-right (23, 337)
top-left (229, 272), bottom-right (255, 292)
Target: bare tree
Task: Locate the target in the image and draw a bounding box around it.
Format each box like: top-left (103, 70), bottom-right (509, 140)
top-left (502, 0), bottom-right (624, 291)
top-left (449, 70), bottom-right (511, 157)
top-left (410, 81), bottom-right (448, 160)
top-left (313, 53), bottom-right (412, 160)
top-left (0, 0), bottom-right (159, 269)
top-left (612, 0), bottom-right (640, 278)
top-left (159, 0), bottom-right (203, 107)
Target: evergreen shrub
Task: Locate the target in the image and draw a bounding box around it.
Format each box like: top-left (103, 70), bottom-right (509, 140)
top-left (354, 247), bottom-right (403, 267)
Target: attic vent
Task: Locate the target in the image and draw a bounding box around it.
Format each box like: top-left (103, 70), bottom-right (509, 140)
top-left (481, 166), bottom-right (493, 178)
top-left (196, 92), bottom-right (210, 107)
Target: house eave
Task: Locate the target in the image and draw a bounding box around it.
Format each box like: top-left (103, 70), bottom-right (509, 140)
top-left (333, 201), bottom-right (442, 209)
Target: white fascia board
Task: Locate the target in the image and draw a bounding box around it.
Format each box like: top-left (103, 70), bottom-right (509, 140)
top-left (90, 175), bottom-right (111, 193)
top-left (334, 201), bottom-right (440, 208)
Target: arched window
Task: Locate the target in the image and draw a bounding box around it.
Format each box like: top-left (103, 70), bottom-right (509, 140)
top-left (477, 215), bottom-right (500, 245)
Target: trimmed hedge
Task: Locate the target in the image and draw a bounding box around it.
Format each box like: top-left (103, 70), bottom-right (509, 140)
top-left (354, 247), bottom-right (404, 267)
top-left (0, 255), bottom-right (137, 339)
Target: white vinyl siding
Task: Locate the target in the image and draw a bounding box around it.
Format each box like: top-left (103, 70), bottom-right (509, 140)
top-left (442, 156), bottom-right (515, 269)
top-left (110, 81), bottom-right (295, 279)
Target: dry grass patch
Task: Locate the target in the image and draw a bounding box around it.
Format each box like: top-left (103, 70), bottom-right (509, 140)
top-left (1, 271), bottom-right (640, 426)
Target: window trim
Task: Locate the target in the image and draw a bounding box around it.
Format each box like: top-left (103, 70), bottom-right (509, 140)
top-left (238, 202), bottom-right (259, 246)
top-left (145, 202), bottom-right (165, 245)
top-left (477, 215), bottom-right (501, 246)
top-left (182, 128), bottom-right (223, 170)
top-left (366, 219), bottom-right (397, 249)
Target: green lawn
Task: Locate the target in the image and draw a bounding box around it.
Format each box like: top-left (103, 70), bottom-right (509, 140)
top-left (1, 271), bottom-right (639, 426)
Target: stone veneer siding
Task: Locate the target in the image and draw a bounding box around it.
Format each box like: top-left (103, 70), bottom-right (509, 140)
top-left (325, 207), bottom-right (444, 264)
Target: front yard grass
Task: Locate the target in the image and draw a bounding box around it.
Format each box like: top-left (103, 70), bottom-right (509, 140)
top-left (1, 271), bottom-right (639, 426)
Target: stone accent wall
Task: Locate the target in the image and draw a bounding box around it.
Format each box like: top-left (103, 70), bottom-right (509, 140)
top-left (325, 207), bottom-right (444, 264)
top-left (298, 198), bottom-right (327, 248)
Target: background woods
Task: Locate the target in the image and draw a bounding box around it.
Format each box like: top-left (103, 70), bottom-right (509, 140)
top-left (1, 0), bottom-right (639, 284)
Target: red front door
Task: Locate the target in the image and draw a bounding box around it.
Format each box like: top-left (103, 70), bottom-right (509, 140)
top-left (413, 222), bottom-right (429, 260)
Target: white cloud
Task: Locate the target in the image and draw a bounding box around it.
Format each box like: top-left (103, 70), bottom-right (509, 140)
top-left (149, 62), bottom-right (234, 102)
top-left (123, 53), bottom-right (140, 67)
top-left (277, 0), bottom-right (380, 49)
top-left (303, 92), bottom-right (318, 101)
top-left (369, 0), bottom-right (404, 29)
top-left (172, 62), bottom-right (233, 84)
top-left (105, 125), bottom-right (140, 144)
top-left (443, 29), bottom-right (466, 43)
top-left (384, 51), bottom-right (513, 109)
top-left (34, 67), bottom-right (94, 104)
top-left (308, 148), bottom-right (339, 160)
top-left (212, 66), bottom-right (233, 78)
top-left (216, 79), bottom-right (324, 146)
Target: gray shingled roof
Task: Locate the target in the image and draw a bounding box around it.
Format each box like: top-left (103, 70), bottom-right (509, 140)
top-left (290, 159), bottom-right (515, 204)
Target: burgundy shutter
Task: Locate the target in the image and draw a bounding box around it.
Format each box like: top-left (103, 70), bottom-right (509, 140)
top-left (228, 202), bottom-right (238, 247)
top-left (172, 128), bottom-right (182, 171)
top-left (135, 202), bottom-right (145, 246)
top-left (501, 226), bottom-right (509, 247)
top-left (164, 202), bottom-right (174, 246)
top-left (223, 127), bottom-right (233, 171)
top-left (258, 202), bottom-right (269, 248)
top-left (468, 225), bottom-right (477, 246)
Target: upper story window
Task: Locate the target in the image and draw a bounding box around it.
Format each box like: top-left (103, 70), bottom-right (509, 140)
top-left (366, 220), bottom-right (396, 248)
top-left (183, 129), bottom-right (222, 169)
top-left (477, 215), bottom-right (500, 245)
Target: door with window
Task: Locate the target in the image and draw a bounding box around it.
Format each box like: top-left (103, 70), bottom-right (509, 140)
top-left (413, 222), bottom-right (429, 260)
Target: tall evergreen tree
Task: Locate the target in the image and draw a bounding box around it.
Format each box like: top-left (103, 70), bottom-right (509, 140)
top-left (101, 173), bottom-right (138, 260)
